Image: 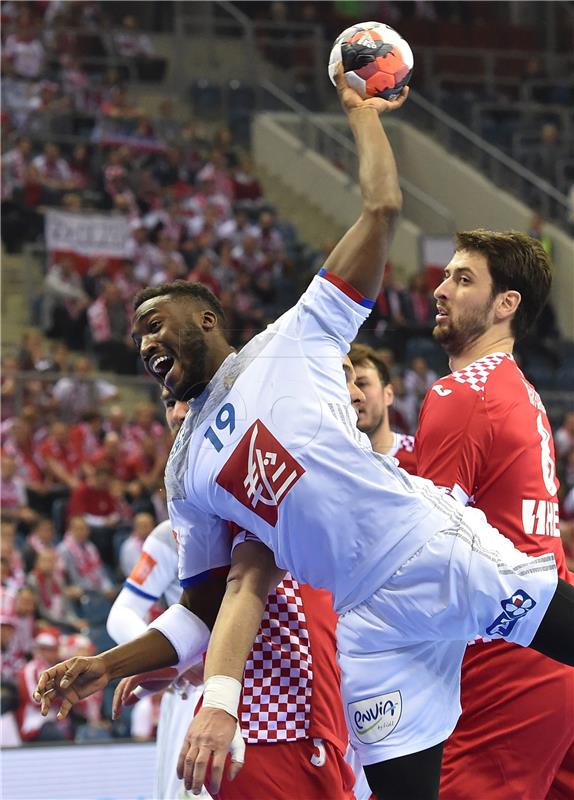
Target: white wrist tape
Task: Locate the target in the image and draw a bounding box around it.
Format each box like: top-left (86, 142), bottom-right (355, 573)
top-left (148, 604), bottom-right (210, 673)
top-left (202, 675), bottom-right (242, 721)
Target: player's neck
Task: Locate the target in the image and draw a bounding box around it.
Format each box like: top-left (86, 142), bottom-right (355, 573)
top-left (449, 331), bottom-right (515, 372)
top-left (370, 421), bottom-right (394, 455)
top-left (208, 343), bottom-right (236, 378)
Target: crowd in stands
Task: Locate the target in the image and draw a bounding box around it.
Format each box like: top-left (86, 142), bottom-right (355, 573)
top-left (1, 0), bottom-right (573, 748)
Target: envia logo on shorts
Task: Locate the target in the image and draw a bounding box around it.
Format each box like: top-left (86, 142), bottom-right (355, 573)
top-left (485, 589), bottom-right (537, 637)
top-left (348, 691), bottom-right (402, 745)
top-left (216, 420), bottom-right (305, 526)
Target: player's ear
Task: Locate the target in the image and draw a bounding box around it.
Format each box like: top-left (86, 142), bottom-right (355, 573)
top-left (383, 382), bottom-right (394, 407)
top-left (496, 290), bottom-right (521, 322)
top-left (200, 310), bottom-right (218, 330)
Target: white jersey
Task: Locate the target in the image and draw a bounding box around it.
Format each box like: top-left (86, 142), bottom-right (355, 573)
top-left (167, 272), bottom-right (464, 613)
top-left (125, 519), bottom-right (181, 607)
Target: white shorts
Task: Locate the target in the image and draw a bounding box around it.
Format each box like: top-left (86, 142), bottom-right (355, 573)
top-left (337, 506), bottom-right (558, 766)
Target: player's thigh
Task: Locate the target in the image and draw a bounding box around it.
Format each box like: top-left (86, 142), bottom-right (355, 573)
top-left (440, 659), bottom-right (574, 800)
top-left (362, 513), bottom-right (557, 647)
top-left (337, 614), bottom-right (466, 767)
top-left (216, 738), bottom-right (355, 800)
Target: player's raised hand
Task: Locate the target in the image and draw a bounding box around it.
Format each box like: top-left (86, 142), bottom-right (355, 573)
top-left (334, 61), bottom-right (409, 115)
top-left (177, 706), bottom-right (245, 796)
top-left (34, 655), bottom-right (110, 719)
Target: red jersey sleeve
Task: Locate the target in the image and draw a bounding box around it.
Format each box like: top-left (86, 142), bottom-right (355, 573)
top-left (416, 380), bottom-right (492, 503)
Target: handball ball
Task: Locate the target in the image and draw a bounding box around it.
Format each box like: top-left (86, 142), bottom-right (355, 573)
top-left (328, 21), bottom-right (413, 100)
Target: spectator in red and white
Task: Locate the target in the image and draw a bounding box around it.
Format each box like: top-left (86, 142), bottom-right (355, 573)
top-left (1, 614), bottom-right (22, 716)
top-left (231, 153), bottom-right (263, 204)
top-left (2, 418), bottom-right (47, 509)
top-left (128, 403), bottom-right (164, 446)
top-left (10, 585), bottom-right (37, 660)
top-left (52, 355), bottom-right (119, 421)
top-left (27, 548), bottom-right (86, 633)
top-left (118, 511), bottom-right (155, 578)
top-left (57, 516), bottom-right (114, 598)
top-left (0, 452), bottom-right (39, 530)
top-left (69, 410), bottom-right (104, 467)
top-left (22, 517), bottom-right (64, 574)
top-left (37, 420), bottom-right (83, 492)
top-left (202, 148), bottom-right (234, 198)
top-left (4, 7), bottom-right (46, 80)
top-left (187, 251), bottom-right (222, 296)
top-left (17, 630), bottom-right (73, 742)
top-left (31, 142), bottom-right (75, 200)
top-left (0, 520), bottom-right (25, 593)
top-left (67, 465), bottom-right (120, 566)
top-left (87, 282), bottom-right (138, 374)
top-left (193, 163), bottom-right (232, 219)
top-left (42, 254), bottom-right (90, 347)
top-left (112, 15), bottom-right (155, 60)
top-left (125, 220), bottom-right (162, 283)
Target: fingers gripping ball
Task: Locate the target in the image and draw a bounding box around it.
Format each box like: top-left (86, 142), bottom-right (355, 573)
top-left (328, 21), bottom-right (414, 100)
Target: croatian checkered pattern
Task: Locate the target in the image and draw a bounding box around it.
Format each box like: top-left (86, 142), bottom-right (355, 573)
top-left (240, 577), bottom-right (313, 743)
top-left (452, 353), bottom-right (511, 393)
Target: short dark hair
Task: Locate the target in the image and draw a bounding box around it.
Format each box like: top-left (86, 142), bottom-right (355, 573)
top-left (349, 343), bottom-right (391, 386)
top-left (455, 230), bottom-right (552, 340)
top-left (133, 280), bottom-right (227, 326)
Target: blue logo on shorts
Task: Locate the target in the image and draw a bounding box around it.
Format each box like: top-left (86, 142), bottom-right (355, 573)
top-left (485, 589), bottom-right (536, 637)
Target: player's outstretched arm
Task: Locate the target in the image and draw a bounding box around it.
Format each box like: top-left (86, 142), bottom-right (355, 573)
top-left (177, 541), bottom-right (285, 796)
top-left (323, 63), bottom-right (407, 299)
top-left (34, 628), bottom-right (180, 718)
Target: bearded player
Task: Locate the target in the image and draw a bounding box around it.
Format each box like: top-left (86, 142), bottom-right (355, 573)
top-left (415, 230), bottom-right (574, 800)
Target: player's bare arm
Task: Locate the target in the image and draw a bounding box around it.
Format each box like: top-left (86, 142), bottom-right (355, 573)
top-left (322, 63), bottom-right (407, 299)
top-left (35, 571), bottom-right (228, 717)
top-left (111, 571), bottom-right (228, 714)
top-left (177, 540), bottom-right (285, 795)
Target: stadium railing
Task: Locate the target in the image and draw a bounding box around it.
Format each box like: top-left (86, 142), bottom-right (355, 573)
top-left (253, 79), bottom-right (455, 237)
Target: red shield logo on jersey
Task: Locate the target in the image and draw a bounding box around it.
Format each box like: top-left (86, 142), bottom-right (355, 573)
top-left (216, 420), bottom-right (305, 526)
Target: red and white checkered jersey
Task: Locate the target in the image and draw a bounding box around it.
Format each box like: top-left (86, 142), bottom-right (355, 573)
top-left (388, 432), bottom-right (417, 475)
top-left (120, 522), bottom-right (347, 749)
top-left (240, 576), bottom-right (311, 743)
top-left (239, 579), bottom-right (347, 750)
top-left (168, 272), bottom-right (465, 614)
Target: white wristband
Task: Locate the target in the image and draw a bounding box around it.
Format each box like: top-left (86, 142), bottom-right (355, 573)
top-left (202, 675), bottom-right (242, 721)
top-left (148, 604), bottom-right (210, 672)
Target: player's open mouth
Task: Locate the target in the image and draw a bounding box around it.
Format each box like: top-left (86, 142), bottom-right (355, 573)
top-left (435, 306), bottom-right (448, 322)
top-left (149, 353), bottom-right (175, 378)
